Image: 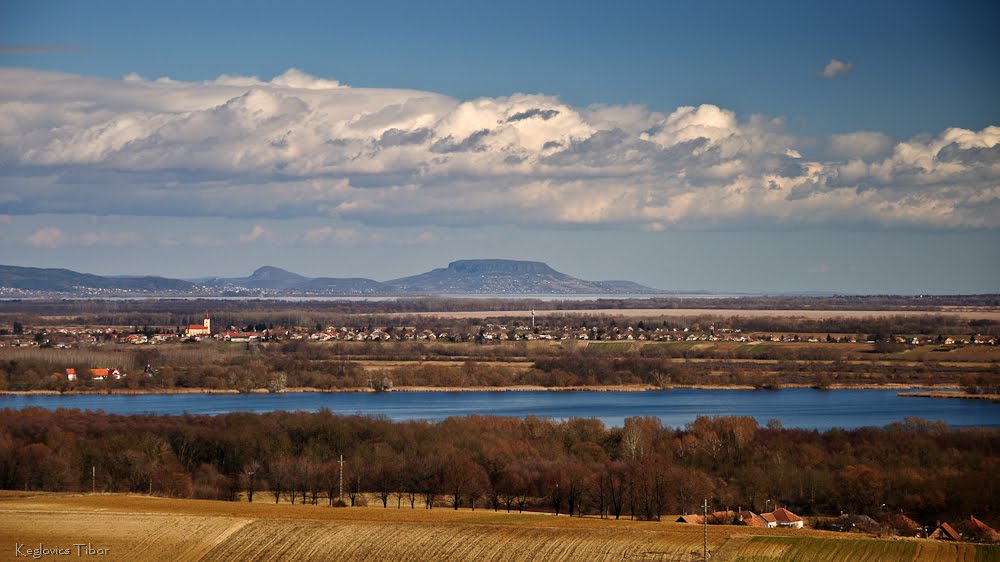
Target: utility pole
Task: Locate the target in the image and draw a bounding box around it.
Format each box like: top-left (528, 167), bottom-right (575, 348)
top-left (338, 455), bottom-right (344, 501)
top-left (703, 498), bottom-right (708, 562)
top-left (92, 466), bottom-right (96, 494)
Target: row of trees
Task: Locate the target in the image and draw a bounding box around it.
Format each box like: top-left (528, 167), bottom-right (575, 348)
top-left (0, 409), bottom-right (997, 529)
top-left (4, 347), bottom-right (995, 392)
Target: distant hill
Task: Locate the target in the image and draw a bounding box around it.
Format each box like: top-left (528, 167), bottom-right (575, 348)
top-left (0, 265), bottom-right (196, 292)
top-left (0, 260), bottom-right (662, 295)
top-left (207, 266), bottom-right (310, 290)
top-left (203, 266), bottom-right (390, 294)
top-left (384, 259), bottom-right (661, 294)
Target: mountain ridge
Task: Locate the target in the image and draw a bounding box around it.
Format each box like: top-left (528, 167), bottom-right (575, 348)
top-left (0, 260), bottom-right (663, 295)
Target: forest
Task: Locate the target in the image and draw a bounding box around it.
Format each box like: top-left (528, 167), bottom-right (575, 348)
top-left (1, 408), bottom-right (996, 535)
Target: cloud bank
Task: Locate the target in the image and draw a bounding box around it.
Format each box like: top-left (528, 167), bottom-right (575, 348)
top-left (1, 68), bottom-right (997, 230)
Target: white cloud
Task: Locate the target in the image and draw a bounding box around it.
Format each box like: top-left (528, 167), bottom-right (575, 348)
top-left (239, 224), bottom-right (273, 243)
top-left (269, 68), bottom-right (342, 90)
top-left (821, 59), bottom-right (854, 78)
top-left (0, 68), bottom-right (997, 232)
top-left (807, 264), bottom-right (833, 274)
top-left (25, 227), bottom-right (68, 248)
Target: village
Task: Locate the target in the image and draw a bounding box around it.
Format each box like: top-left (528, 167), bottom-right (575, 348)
top-left (2, 314), bottom-right (996, 349)
top-left (674, 506), bottom-right (999, 543)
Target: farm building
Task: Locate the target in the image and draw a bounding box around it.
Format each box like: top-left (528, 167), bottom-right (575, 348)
top-left (954, 516), bottom-right (1000, 543)
top-left (929, 522), bottom-right (961, 541)
top-left (885, 512), bottom-right (922, 537)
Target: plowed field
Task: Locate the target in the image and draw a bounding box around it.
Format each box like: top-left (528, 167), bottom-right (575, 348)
top-left (0, 493), bottom-right (996, 561)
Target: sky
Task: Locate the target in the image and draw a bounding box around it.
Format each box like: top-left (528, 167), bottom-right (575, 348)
top-left (1, 0), bottom-right (998, 294)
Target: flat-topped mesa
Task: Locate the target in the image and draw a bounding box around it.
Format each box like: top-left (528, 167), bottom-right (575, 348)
top-left (445, 259), bottom-right (562, 276)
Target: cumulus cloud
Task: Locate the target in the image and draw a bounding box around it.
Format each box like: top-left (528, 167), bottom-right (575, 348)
top-left (0, 68), bottom-right (997, 231)
top-left (821, 59), bottom-right (854, 78)
top-left (239, 224), bottom-right (273, 243)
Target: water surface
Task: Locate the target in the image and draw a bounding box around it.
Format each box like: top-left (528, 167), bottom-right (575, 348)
top-left (2, 389), bottom-right (997, 430)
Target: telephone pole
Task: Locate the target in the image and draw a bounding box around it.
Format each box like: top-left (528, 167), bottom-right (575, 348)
top-left (703, 498), bottom-right (708, 562)
top-left (338, 455), bottom-right (344, 501)
top-left (92, 466), bottom-right (96, 494)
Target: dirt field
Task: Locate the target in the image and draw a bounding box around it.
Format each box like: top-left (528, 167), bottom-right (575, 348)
top-left (1, 493), bottom-right (996, 561)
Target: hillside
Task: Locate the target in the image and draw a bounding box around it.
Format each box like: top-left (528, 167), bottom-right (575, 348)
top-left (385, 259), bottom-right (661, 294)
top-left (0, 265), bottom-right (196, 292)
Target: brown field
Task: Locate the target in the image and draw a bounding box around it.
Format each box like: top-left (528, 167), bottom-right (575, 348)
top-left (1, 493), bottom-right (996, 562)
top-left (407, 307), bottom-right (1000, 321)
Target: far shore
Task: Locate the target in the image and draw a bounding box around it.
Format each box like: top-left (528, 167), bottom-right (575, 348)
top-left (0, 383), bottom-right (967, 396)
top-left (898, 391), bottom-right (1000, 402)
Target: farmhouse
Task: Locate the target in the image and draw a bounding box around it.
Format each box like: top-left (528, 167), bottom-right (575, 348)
top-left (758, 508), bottom-right (804, 529)
top-left (929, 521), bottom-right (961, 541)
top-left (830, 513), bottom-right (880, 533)
top-left (954, 516), bottom-right (1000, 543)
top-left (677, 509), bottom-right (796, 528)
top-left (735, 510), bottom-right (768, 527)
top-left (885, 512), bottom-right (922, 537)
top-left (87, 368), bottom-right (126, 381)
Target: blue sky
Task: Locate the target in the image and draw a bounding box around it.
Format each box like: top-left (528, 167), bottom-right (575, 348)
top-left (4, 0), bottom-right (998, 137)
top-left (1, 0), bottom-right (998, 293)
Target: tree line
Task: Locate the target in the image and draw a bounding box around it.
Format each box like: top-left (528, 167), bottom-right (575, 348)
top-left (0, 408), bottom-right (996, 530)
top-left (2, 298), bottom-right (998, 335)
top-left (3, 337), bottom-right (997, 392)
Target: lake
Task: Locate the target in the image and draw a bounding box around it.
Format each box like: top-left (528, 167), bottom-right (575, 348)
top-left (1, 389), bottom-right (997, 430)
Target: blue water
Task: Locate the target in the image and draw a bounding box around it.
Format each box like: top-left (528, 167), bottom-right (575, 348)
top-left (2, 389), bottom-right (997, 430)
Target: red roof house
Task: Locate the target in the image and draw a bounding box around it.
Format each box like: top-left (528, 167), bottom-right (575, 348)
top-left (954, 516), bottom-right (1000, 543)
top-left (929, 521), bottom-right (961, 541)
top-left (769, 508), bottom-right (804, 528)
